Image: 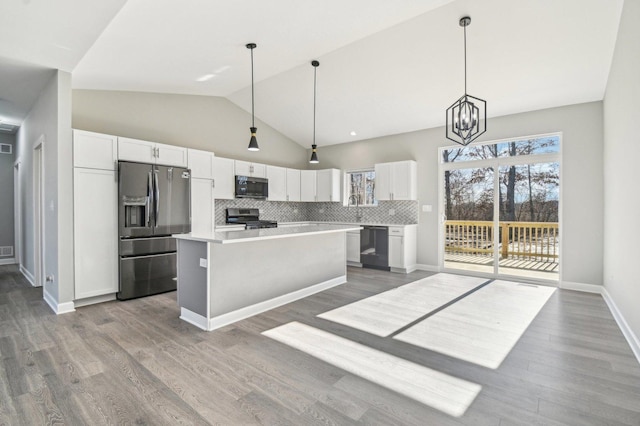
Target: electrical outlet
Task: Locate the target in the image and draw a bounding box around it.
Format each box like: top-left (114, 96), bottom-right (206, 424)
top-left (389, 209), bottom-right (395, 216)
top-left (422, 205), bottom-right (433, 212)
top-left (199, 258), bottom-right (207, 268)
top-left (319, 208), bottom-right (325, 214)
top-left (293, 208), bottom-right (298, 214)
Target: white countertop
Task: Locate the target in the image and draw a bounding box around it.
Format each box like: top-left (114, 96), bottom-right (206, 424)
top-left (175, 223), bottom-right (362, 244)
top-left (279, 221), bottom-right (418, 228)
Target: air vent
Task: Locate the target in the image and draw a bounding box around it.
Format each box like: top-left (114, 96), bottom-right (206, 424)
top-left (0, 122), bottom-right (17, 133)
top-left (0, 143), bottom-right (12, 155)
top-left (0, 246), bottom-right (13, 257)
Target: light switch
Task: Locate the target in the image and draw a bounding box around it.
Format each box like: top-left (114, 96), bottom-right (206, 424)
top-left (422, 205), bottom-right (433, 213)
top-left (199, 258), bottom-right (207, 268)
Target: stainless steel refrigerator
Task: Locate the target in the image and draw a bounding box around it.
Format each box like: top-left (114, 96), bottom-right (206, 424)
top-left (117, 161), bottom-right (191, 300)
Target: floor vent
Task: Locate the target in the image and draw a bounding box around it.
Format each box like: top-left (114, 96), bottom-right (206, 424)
top-left (0, 143), bottom-right (11, 155)
top-left (0, 246), bottom-right (13, 257)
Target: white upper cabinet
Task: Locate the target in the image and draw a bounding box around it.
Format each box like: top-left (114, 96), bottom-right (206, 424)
top-left (286, 168), bottom-right (301, 202)
top-left (316, 169), bottom-right (341, 202)
top-left (235, 160), bottom-right (266, 178)
top-left (300, 170), bottom-right (317, 202)
top-left (187, 148), bottom-right (215, 179)
top-left (267, 165), bottom-right (287, 201)
top-left (118, 137), bottom-right (187, 167)
top-left (73, 130), bottom-right (117, 170)
top-left (212, 156), bottom-right (235, 200)
top-left (375, 160), bottom-right (417, 201)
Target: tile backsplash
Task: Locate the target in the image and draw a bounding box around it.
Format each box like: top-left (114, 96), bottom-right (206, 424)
top-left (215, 199), bottom-right (418, 225)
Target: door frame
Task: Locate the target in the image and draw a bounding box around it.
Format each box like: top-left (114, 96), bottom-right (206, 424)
top-left (33, 136), bottom-right (45, 287)
top-left (437, 132), bottom-right (563, 284)
top-left (14, 160), bottom-right (21, 267)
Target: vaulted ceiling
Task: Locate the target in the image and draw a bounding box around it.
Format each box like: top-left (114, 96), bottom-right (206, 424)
top-left (0, 0), bottom-right (623, 144)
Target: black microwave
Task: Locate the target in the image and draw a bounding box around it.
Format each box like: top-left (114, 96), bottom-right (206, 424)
top-left (235, 175), bottom-right (268, 199)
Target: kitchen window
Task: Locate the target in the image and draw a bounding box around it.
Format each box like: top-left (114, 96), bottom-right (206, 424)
top-left (345, 169), bottom-right (377, 206)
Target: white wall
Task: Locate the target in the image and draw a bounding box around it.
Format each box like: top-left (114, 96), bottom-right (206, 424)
top-left (72, 90), bottom-right (309, 169)
top-left (0, 133), bottom-right (15, 261)
top-left (312, 102), bottom-right (604, 287)
top-left (15, 70), bottom-right (74, 307)
top-left (603, 0), bottom-right (640, 342)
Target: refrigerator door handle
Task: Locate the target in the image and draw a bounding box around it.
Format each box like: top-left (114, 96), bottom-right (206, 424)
top-left (154, 169), bottom-right (160, 225)
top-left (146, 171), bottom-right (152, 227)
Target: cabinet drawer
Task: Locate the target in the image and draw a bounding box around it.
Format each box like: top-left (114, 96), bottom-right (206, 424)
top-left (388, 226), bottom-right (405, 236)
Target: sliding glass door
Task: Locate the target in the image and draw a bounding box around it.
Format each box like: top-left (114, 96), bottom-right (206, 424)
top-left (440, 134), bottom-right (560, 282)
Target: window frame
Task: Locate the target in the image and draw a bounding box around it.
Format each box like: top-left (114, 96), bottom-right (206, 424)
top-left (344, 168), bottom-right (378, 207)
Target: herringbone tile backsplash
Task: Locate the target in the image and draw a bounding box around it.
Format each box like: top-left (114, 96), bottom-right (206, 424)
top-left (215, 199), bottom-right (418, 225)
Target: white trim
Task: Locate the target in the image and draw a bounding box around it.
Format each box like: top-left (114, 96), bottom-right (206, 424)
top-left (14, 161), bottom-right (21, 268)
top-left (559, 280), bottom-right (602, 294)
top-left (181, 275), bottom-right (347, 332)
top-left (180, 308), bottom-right (210, 331)
top-left (601, 287), bottom-right (640, 364)
top-left (74, 293), bottom-right (116, 308)
top-left (0, 258), bottom-right (16, 265)
top-left (43, 289), bottom-right (76, 315)
top-left (20, 265), bottom-right (36, 286)
top-left (415, 263), bottom-right (441, 272)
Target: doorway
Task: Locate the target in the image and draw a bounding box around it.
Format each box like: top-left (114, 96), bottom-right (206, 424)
top-left (439, 134), bottom-right (561, 282)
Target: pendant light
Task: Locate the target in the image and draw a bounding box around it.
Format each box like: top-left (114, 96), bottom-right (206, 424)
top-left (309, 60), bottom-right (320, 164)
top-left (246, 43), bottom-right (259, 151)
top-left (445, 16), bottom-right (487, 146)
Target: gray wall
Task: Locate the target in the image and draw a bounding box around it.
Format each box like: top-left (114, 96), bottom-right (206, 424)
top-left (603, 0), bottom-right (640, 344)
top-left (16, 70), bottom-right (74, 305)
top-left (313, 102), bottom-right (604, 287)
top-left (0, 133), bottom-right (15, 261)
top-left (72, 90), bottom-right (309, 169)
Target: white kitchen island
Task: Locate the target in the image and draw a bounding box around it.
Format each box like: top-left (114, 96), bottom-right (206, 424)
top-left (174, 224), bottom-right (362, 331)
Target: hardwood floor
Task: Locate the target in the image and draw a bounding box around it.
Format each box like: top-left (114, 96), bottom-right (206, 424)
top-left (1, 264), bottom-right (639, 425)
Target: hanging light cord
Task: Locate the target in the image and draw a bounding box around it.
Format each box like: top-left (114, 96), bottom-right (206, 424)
top-left (463, 22), bottom-right (467, 95)
top-left (250, 46), bottom-right (255, 128)
top-left (313, 65), bottom-right (317, 145)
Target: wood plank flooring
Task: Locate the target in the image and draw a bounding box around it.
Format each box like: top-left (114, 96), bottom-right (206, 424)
top-left (1, 264), bottom-right (640, 425)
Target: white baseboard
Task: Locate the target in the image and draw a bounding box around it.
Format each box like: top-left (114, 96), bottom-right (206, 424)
top-left (43, 289), bottom-right (76, 315)
top-left (601, 287), bottom-right (640, 364)
top-left (180, 308), bottom-right (209, 331)
top-left (415, 264), bottom-right (440, 273)
top-left (559, 280), bottom-right (602, 294)
top-left (180, 275), bottom-right (347, 332)
top-left (20, 265), bottom-right (36, 286)
top-left (0, 258), bottom-right (16, 265)
top-left (74, 293), bottom-right (116, 308)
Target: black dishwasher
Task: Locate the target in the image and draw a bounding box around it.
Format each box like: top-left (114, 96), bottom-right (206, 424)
top-left (360, 226), bottom-right (390, 270)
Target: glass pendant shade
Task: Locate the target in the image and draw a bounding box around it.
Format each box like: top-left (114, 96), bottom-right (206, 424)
top-left (248, 126), bottom-right (259, 151)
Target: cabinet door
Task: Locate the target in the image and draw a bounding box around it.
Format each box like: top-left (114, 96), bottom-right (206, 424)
top-left (74, 168), bottom-right (118, 299)
top-left (391, 161), bottom-right (417, 200)
top-left (73, 130), bottom-right (117, 170)
top-left (155, 142), bottom-right (188, 167)
top-left (191, 178), bottom-right (214, 235)
top-left (286, 169), bottom-right (301, 202)
top-left (188, 148), bottom-right (214, 179)
top-left (118, 137), bottom-right (155, 163)
top-left (388, 235), bottom-right (404, 268)
top-left (267, 165), bottom-right (287, 201)
top-left (251, 163), bottom-right (267, 178)
top-left (212, 157), bottom-right (235, 199)
top-left (347, 232), bottom-right (361, 262)
top-left (235, 160), bottom-right (251, 176)
top-left (300, 170), bottom-right (317, 202)
top-left (374, 162), bottom-right (392, 201)
top-left (316, 169), bottom-right (340, 202)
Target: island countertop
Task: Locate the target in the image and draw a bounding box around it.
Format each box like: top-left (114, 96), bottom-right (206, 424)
top-left (174, 223), bottom-right (362, 244)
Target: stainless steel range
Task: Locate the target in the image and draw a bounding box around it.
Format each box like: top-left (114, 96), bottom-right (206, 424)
top-left (225, 208), bottom-right (277, 229)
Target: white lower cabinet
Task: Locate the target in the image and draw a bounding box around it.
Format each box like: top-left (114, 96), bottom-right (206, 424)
top-left (347, 231), bottom-right (361, 264)
top-left (191, 178), bottom-right (214, 235)
top-left (73, 167), bottom-right (118, 299)
top-left (388, 225), bottom-right (418, 273)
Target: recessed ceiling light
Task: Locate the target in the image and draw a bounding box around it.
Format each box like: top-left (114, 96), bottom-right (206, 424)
top-left (350, 131), bottom-right (357, 136)
top-left (196, 74), bottom-right (215, 82)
